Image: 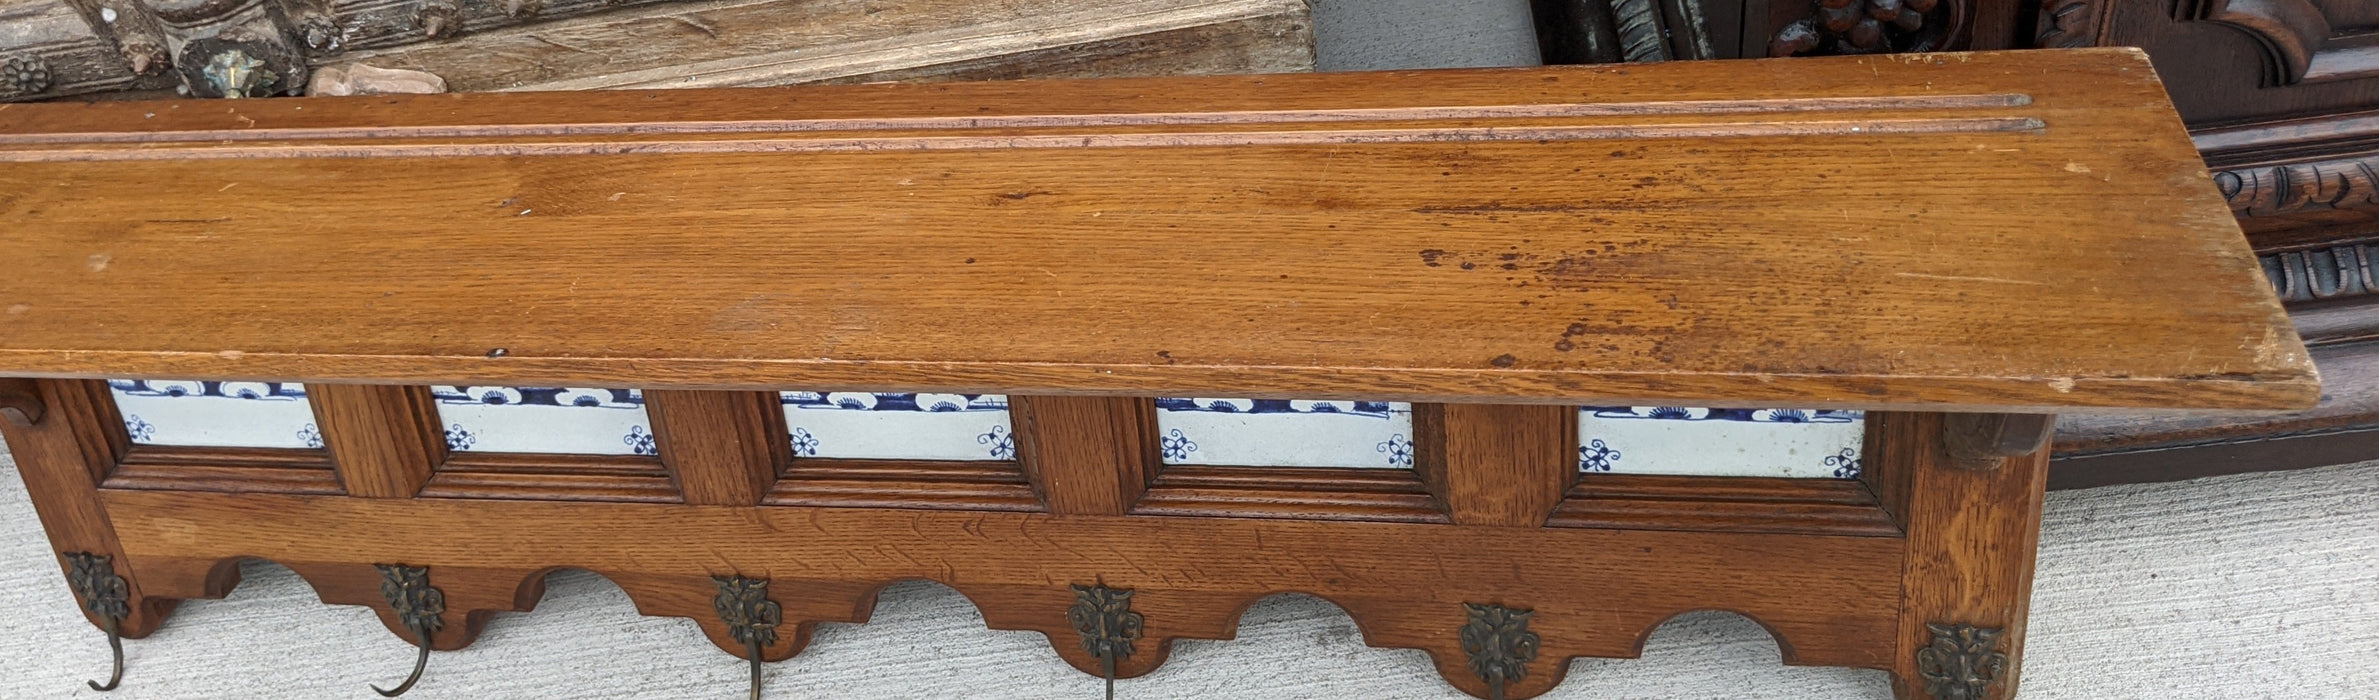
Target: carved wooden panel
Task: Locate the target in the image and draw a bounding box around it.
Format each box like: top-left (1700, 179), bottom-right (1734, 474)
top-left (0, 0), bottom-right (1314, 100)
top-left (2048, 0), bottom-right (2379, 125)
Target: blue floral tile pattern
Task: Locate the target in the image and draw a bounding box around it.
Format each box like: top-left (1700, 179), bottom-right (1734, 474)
top-left (1577, 406), bottom-right (1865, 479)
top-left (779, 393), bottom-right (1014, 461)
top-left (1155, 398), bottom-right (1414, 469)
top-left (106, 380), bottom-right (321, 449)
top-left (433, 387), bottom-right (654, 455)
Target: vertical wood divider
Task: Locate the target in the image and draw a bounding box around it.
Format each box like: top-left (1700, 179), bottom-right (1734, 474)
top-left (644, 390), bottom-right (789, 506)
top-left (310, 384), bottom-right (444, 498)
top-left (1890, 411), bottom-right (2050, 700)
top-left (1412, 403), bottom-right (1577, 527)
top-left (1010, 396), bottom-right (1158, 515)
top-left (0, 379), bottom-right (175, 636)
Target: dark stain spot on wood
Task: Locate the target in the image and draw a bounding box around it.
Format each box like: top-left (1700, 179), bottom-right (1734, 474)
top-left (997, 190), bottom-right (1054, 200)
top-left (965, 258), bottom-right (976, 264)
top-left (1490, 354), bottom-right (1517, 368)
top-left (1419, 249), bottom-right (1444, 266)
top-left (1460, 262), bottom-right (1475, 270)
top-left (1566, 323), bottom-right (1587, 336)
top-left (1554, 339), bottom-right (1575, 352)
top-left (1156, 350), bottom-right (1174, 363)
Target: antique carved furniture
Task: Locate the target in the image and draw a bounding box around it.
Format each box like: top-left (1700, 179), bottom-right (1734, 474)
top-left (0, 0), bottom-right (1312, 99)
top-left (0, 49), bottom-right (2315, 698)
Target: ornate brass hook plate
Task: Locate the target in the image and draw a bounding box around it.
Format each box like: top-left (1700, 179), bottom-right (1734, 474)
top-left (1459, 603), bottom-right (1540, 700)
top-left (1917, 623), bottom-right (2008, 700)
top-left (372, 564), bottom-right (445, 697)
top-left (1066, 584), bottom-right (1144, 700)
top-left (63, 552), bottom-right (129, 692)
top-left (713, 575), bottom-right (782, 700)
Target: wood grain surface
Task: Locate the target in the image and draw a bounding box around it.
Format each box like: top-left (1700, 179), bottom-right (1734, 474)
top-left (0, 48), bottom-right (2312, 413)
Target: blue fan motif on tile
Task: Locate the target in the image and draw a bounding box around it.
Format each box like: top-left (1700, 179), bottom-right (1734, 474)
top-left (297, 424), bottom-right (323, 449)
top-left (623, 426), bottom-right (657, 456)
top-left (445, 424), bottom-right (477, 452)
top-left (1376, 434), bottom-right (1415, 467)
top-left (123, 415), bottom-right (155, 442)
top-left (109, 379), bottom-right (307, 401)
top-left (1826, 448), bottom-right (1862, 479)
top-left (1155, 398), bottom-right (1399, 418)
top-left (1578, 438), bottom-right (1621, 472)
top-left (788, 427), bottom-right (820, 457)
top-left (434, 386), bottom-right (644, 408)
top-left (977, 425), bottom-right (1015, 459)
top-left (1581, 406), bottom-right (1861, 423)
top-left (1160, 429), bottom-right (1199, 461)
top-left (780, 392), bottom-right (1007, 413)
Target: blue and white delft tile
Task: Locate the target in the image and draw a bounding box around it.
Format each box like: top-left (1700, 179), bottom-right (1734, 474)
top-left (1577, 406), bottom-right (1864, 479)
top-left (433, 387), bottom-right (655, 456)
top-left (779, 392), bottom-right (1014, 461)
top-left (1155, 398), bottom-right (1414, 469)
top-left (107, 380), bottom-right (321, 449)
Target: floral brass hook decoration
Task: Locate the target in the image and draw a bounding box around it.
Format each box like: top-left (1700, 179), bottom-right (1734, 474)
top-left (1916, 623), bottom-right (2008, 700)
top-left (372, 564), bottom-right (445, 697)
top-left (1066, 584), bottom-right (1143, 700)
top-left (64, 552), bottom-right (130, 691)
top-left (1459, 603), bottom-right (1540, 700)
top-left (712, 576), bottom-right (781, 700)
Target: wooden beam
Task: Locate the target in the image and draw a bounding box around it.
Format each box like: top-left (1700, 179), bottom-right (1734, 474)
top-left (309, 384), bottom-right (443, 498)
top-left (1011, 396), bottom-right (1156, 515)
top-left (644, 390), bottom-right (787, 506)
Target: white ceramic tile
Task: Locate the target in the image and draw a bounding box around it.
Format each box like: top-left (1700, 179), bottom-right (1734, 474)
top-left (107, 380), bottom-right (321, 449)
top-left (1577, 407), bottom-right (1865, 479)
top-left (1155, 398), bottom-right (1414, 469)
top-left (434, 387), bottom-right (654, 456)
top-left (780, 393), bottom-right (1014, 461)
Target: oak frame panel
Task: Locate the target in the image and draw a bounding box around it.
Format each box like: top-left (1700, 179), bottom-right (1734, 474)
top-left (0, 379), bottom-right (2038, 699)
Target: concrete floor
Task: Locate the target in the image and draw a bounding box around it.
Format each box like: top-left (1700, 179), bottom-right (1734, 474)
top-left (3, 449), bottom-right (2373, 698)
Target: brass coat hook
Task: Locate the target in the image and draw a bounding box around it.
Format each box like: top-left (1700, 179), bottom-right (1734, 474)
top-left (1065, 584), bottom-right (1143, 700)
top-left (712, 575), bottom-right (782, 700)
top-left (63, 552), bottom-right (130, 691)
top-left (371, 564), bottom-right (445, 697)
top-left (1458, 603), bottom-right (1539, 700)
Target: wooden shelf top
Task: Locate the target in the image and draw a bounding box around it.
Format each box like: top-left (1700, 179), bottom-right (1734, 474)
top-left (0, 48), bottom-right (2315, 412)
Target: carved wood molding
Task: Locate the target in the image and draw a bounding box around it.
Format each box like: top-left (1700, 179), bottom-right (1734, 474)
top-left (2215, 152), bottom-right (2379, 221)
top-left (2177, 0), bottom-right (2329, 85)
top-left (2032, 0), bottom-right (2106, 49)
top-left (0, 0), bottom-right (684, 101)
top-left (1529, 0), bottom-right (1715, 64)
top-left (1769, 0), bottom-right (1967, 56)
top-left (2260, 238), bottom-right (2379, 303)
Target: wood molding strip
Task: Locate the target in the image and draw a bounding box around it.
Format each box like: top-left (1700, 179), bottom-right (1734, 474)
top-left (1132, 465), bottom-right (1447, 523)
top-left (1547, 473), bottom-right (1902, 537)
top-left (0, 94), bottom-right (2036, 146)
top-left (0, 118), bottom-right (2048, 163)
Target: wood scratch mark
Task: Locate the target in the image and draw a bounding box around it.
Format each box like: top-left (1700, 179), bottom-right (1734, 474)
top-left (527, 35), bottom-right (606, 58)
top-left (1894, 272), bottom-right (2045, 286)
top-left (648, 15), bottom-right (719, 39)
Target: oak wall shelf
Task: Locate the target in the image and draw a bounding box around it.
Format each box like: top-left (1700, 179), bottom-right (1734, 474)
top-left (0, 48), bottom-right (2313, 699)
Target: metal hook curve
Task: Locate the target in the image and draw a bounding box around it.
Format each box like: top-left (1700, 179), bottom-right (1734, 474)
top-left (372, 623), bottom-right (430, 697)
top-left (1100, 649), bottom-right (1116, 700)
top-left (746, 637), bottom-right (763, 700)
top-left (86, 614), bottom-right (123, 691)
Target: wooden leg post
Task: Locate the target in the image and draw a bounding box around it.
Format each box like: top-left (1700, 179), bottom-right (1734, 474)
top-left (1893, 413), bottom-right (2052, 700)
